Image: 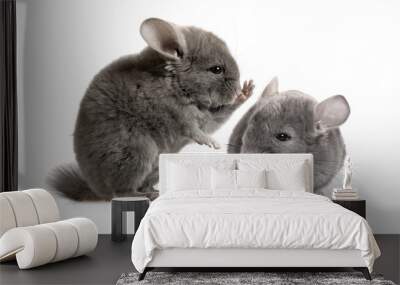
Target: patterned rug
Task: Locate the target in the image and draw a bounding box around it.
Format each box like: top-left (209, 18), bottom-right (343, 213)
top-left (116, 272), bottom-right (396, 285)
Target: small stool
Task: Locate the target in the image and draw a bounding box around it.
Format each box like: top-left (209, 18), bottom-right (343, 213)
top-left (111, 197), bottom-right (149, 242)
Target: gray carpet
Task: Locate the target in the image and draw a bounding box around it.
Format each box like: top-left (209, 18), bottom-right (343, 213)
top-left (116, 272), bottom-right (396, 285)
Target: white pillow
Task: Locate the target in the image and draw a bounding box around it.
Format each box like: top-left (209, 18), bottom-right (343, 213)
top-left (211, 168), bottom-right (237, 191)
top-left (266, 164), bottom-right (307, 191)
top-left (236, 169), bottom-right (268, 189)
top-left (237, 159), bottom-right (309, 192)
top-left (167, 163), bottom-right (212, 191)
top-left (211, 168), bottom-right (268, 191)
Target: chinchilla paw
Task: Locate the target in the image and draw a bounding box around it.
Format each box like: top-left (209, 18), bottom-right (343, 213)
top-left (237, 80), bottom-right (255, 103)
top-left (199, 136), bottom-right (221, 149)
top-left (210, 139), bottom-right (221, 149)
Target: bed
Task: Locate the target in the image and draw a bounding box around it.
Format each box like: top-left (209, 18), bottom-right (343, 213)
top-left (131, 153), bottom-right (380, 280)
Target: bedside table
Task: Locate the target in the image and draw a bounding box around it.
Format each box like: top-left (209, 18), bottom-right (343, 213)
top-left (111, 197), bottom-right (150, 242)
top-left (332, 199), bottom-right (366, 218)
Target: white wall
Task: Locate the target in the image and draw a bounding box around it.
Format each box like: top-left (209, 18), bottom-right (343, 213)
top-left (17, 0), bottom-right (400, 233)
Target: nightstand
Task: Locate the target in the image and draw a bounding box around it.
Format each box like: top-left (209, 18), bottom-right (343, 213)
top-left (111, 197), bottom-right (150, 242)
top-left (332, 199), bottom-right (366, 219)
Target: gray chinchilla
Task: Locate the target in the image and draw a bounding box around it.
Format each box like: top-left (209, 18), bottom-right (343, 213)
top-left (228, 77), bottom-right (350, 192)
top-left (48, 18), bottom-right (254, 201)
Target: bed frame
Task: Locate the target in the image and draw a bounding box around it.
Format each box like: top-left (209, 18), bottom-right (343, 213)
top-left (139, 153), bottom-right (371, 281)
top-left (139, 248), bottom-right (371, 280)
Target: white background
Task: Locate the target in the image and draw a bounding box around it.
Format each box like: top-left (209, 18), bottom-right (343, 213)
top-left (16, 0), bottom-right (400, 233)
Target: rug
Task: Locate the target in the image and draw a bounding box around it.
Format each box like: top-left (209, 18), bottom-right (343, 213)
top-left (116, 272), bottom-right (396, 285)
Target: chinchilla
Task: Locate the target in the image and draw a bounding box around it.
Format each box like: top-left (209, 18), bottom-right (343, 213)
top-left (48, 18), bottom-right (254, 201)
top-left (228, 77), bottom-right (350, 192)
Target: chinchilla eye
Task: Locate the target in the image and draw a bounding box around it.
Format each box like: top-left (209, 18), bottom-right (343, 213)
top-left (275, 132), bottom-right (291, 141)
top-left (208, 65), bottom-right (225, 74)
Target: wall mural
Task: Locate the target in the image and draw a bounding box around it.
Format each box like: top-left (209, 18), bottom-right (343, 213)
top-left (48, 18), bottom-right (350, 200)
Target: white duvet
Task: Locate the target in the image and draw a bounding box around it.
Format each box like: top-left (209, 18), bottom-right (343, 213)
top-left (131, 190), bottom-right (380, 272)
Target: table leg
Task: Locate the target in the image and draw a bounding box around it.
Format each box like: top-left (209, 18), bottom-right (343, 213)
top-left (112, 201), bottom-right (126, 241)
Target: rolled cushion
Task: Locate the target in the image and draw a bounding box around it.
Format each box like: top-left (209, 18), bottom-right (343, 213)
top-left (24, 189), bottom-right (60, 224)
top-left (0, 226), bottom-right (57, 267)
top-left (0, 196), bottom-right (17, 237)
top-left (64, 218), bottom-right (98, 257)
top-left (0, 218), bottom-right (98, 269)
top-left (42, 222), bottom-right (79, 262)
top-left (0, 189), bottom-right (60, 237)
top-left (0, 192), bottom-right (39, 227)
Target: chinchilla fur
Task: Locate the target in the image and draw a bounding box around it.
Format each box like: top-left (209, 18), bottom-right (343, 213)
top-left (48, 18), bottom-right (254, 201)
top-left (228, 77), bottom-right (351, 192)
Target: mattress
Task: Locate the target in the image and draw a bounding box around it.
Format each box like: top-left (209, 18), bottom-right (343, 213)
top-left (131, 190), bottom-right (380, 273)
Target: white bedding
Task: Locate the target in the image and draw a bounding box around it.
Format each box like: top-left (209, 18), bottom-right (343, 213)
top-left (131, 190), bottom-right (380, 273)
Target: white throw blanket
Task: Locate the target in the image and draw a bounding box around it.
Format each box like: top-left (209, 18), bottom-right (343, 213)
top-left (131, 190), bottom-right (380, 272)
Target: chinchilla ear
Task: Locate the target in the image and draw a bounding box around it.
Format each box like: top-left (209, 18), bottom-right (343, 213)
top-left (261, 77), bottom-right (279, 98)
top-left (314, 95), bottom-right (350, 129)
top-left (140, 18), bottom-right (186, 60)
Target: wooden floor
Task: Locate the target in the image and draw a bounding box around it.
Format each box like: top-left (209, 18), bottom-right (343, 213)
top-left (0, 235), bottom-right (398, 285)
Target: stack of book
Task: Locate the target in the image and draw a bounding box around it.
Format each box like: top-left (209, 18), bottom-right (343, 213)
top-left (332, 188), bottom-right (359, 200)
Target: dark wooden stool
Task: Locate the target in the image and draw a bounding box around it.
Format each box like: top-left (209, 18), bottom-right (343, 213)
top-left (111, 197), bottom-right (149, 242)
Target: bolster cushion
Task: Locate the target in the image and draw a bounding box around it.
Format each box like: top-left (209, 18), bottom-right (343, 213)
top-left (0, 189), bottom-right (60, 236)
top-left (0, 218), bottom-right (98, 269)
